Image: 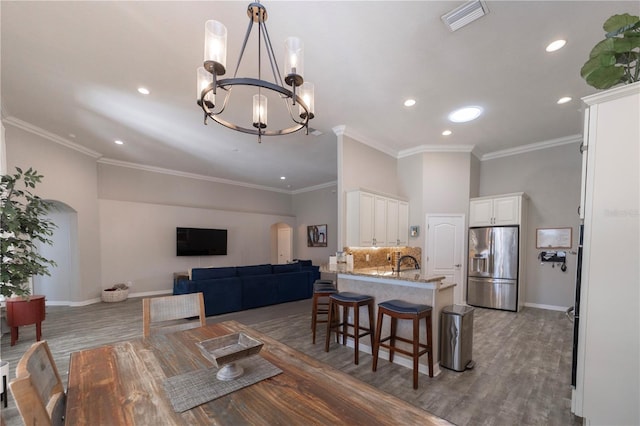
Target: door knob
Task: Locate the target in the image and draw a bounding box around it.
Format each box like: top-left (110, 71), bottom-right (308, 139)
top-left (454, 264), bottom-right (462, 268)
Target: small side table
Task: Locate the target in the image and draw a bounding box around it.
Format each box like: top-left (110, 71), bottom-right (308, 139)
top-left (5, 295), bottom-right (46, 346)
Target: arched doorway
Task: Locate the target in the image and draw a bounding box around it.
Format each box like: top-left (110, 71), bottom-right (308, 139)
top-left (270, 222), bottom-right (293, 264)
top-left (33, 200), bottom-right (80, 304)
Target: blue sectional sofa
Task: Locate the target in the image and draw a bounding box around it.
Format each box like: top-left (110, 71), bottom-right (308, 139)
top-left (173, 261), bottom-right (320, 317)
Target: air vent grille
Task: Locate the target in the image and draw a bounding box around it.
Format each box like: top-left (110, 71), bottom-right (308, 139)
top-left (441, 0), bottom-right (489, 32)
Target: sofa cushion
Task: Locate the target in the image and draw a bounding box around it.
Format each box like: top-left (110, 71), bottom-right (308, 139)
top-left (240, 275), bottom-right (278, 309)
top-left (191, 267), bottom-right (237, 280)
top-left (272, 263), bottom-right (302, 274)
top-left (237, 264), bottom-right (273, 276)
top-left (196, 277), bottom-right (242, 316)
top-left (276, 271), bottom-right (313, 303)
top-left (295, 259), bottom-right (313, 266)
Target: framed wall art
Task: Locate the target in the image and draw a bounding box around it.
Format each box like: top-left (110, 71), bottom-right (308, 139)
top-left (307, 224), bottom-right (327, 247)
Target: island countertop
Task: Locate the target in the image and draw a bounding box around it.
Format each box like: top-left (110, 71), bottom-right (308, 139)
top-left (320, 263), bottom-right (453, 291)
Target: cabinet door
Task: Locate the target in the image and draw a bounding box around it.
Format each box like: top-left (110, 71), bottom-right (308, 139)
top-left (469, 199), bottom-right (494, 226)
top-left (397, 201), bottom-right (409, 246)
top-left (386, 198), bottom-right (399, 246)
top-left (359, 192), bottom-right (375, 246)
top-left (493, 196), bottom-right (520, 225)
top-left (373, 196), bottom-right (387, 246)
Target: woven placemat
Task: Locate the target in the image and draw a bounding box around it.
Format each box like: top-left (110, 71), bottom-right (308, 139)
top-left (163, 355), bottom-right (282, 412)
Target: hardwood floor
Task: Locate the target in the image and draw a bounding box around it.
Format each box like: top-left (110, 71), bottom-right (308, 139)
top-left (0, 298), bottom-right (581, 425)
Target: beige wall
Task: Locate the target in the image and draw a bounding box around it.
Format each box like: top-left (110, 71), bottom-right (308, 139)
top-left (479, 142), bottom-right (582, 308)
top-left (339, 135), bottom-right (400, 248)
top-left (292, 184), bottom-right (338, 265)
top-left (98, 163), bottom-right (293, 216)
top-left (4, 123), bottom-right (334, 303)
top-left (99, 199), bottom-right (295, 294)
top-left (5, 124), bottom-right (101, 302)
top-left (341, 135), bottom-right (398, 195)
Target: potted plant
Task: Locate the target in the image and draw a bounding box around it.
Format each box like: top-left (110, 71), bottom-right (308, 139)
top-left (0, 167), bottom-right (56, 298)
top-left (581, 13), bottom-right (640, 89)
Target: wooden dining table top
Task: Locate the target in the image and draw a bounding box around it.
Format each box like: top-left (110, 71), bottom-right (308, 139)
top-left (65, 320), bottom-right (452, 425)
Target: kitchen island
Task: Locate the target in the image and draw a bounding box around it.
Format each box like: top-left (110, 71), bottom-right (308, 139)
top-left (320, 264), bottom-right (455, 376)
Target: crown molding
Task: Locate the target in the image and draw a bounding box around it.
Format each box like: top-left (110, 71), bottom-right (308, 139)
top-left (291, 180), bottom-right (337, 195)
top-left (582, 81), bottom-right (640, 106)
top-left (97, 158), bottom-right (296, 194)
top-left (338, 125), bottom-right (398, 158)
top-left (2, 116), bottom-right (103, 158)
top-left (398, 144), bottom-right (475, 159)
top-left (480, 134), bottom-right (582, 161)
top-left (97, 157), bottom-right (336, 195)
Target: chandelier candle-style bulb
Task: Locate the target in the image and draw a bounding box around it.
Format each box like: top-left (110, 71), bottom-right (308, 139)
top-left (299, 82), bottom-right (314, 119)
top-left (197, 67), bottom-right (215, 108)
top-left (284, 37), bottom-right (304, 87)
top-left (196, 2), bottom-right (314, 141)
top-left (204, 20), bottom-right (227, 75)
top-left (253, 94), bottom-right (267, 129)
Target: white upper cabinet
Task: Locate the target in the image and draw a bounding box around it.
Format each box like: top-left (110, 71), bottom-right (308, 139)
top-left (469, 194), bottom-right (525, 226)
top-left (386, 198), bottom-right (399, 246)
top-left (397, 201), bottom-right (409, 246)
top-left (373, 195), bottom-right (388, 246)
top-left (346, 190), bottom-right (409, 247)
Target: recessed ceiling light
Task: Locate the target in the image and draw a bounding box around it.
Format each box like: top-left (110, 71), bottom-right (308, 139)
top-left (557, 96), bottom-right (572, 104)
top-left (404, 99), bottom-right (416, 107)
top-left (442, 130), bottom-right (452, 136)
top-left (546, 39), bottom-right (566, 52)
top-left (280, 176), bottom-right (286, 180)
top-left (137, 87), bottom-right (150, 95)
top-left (448, 106), bottom-right (483, 123)
top-left (114, 140), bottom-right (124, 145)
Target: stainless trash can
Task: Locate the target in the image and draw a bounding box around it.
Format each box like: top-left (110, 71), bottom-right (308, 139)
top-left (440, 305), bottom-right (475, 372)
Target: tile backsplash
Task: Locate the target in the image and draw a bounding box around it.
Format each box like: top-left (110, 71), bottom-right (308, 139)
top-left (343, 246), bottom-right (422, 269)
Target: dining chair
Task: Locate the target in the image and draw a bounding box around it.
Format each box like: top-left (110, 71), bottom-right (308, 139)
top-left (9, 340), bottom-right (66, 426)
top-left (142, 292), bottom-right (206, 337)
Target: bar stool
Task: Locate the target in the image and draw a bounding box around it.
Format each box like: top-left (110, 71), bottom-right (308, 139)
top-left (325, 292), bottom-right (375, 365)
top-left (372, 299), bottom-right (433, 389)
top-left (311, 279), bottom-right (338, 344)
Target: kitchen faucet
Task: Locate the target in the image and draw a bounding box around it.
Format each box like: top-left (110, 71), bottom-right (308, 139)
top-left (395, 255), bottom-right (420, 272)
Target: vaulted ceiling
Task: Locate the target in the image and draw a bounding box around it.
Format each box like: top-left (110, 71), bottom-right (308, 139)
top-left (2, 1), bottom-right (637, 191)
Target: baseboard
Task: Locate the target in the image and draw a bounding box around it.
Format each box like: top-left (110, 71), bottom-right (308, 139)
top-left (43, 290), bottom-right (172, 307)
top-left (524, 302), bottom-right (569, 312)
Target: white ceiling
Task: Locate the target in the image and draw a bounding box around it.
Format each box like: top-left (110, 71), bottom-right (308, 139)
top-left (2, 1), bottom-right (638, 192)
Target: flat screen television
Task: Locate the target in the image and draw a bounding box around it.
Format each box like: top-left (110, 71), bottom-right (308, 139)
top-left (176, 227), bottom-right (227, 256)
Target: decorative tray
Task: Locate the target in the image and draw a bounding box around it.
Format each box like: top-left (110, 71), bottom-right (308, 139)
top-left (196, 333), bottom-right (263, 380)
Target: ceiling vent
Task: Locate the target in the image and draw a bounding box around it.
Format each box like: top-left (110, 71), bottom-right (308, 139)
top-left (441, 0), bottom-right (489, 32)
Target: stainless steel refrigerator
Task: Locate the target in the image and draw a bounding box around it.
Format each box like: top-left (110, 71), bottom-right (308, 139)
top-left (467, 225), bottom-right (519, 311)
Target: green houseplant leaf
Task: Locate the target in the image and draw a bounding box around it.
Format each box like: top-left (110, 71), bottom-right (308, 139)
top-left (1, 167), bottom-right (57, 298)
top-left (582, 13), bottom-right (640, 89)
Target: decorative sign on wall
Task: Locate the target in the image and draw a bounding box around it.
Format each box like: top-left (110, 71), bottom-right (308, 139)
top-left (536, 227), bottom-right (572, 249)
top-left (307, 224), bottom-right (327, 247)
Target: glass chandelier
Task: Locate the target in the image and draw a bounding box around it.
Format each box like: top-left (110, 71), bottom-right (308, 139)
top-left (196, 2), bottom-right (315, 143)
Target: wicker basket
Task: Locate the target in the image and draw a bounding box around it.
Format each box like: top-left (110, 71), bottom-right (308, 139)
top-left (101, 288), bottom-right (129, 303)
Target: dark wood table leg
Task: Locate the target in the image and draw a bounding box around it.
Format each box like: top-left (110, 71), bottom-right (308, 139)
top-left (10, 327), bottom-right (18, 346)
top-left (36, 321), bottom-right (43, 341)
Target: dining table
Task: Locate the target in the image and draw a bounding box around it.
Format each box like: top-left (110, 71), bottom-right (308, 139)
top-left (65, 320), bottom-right (452, 425)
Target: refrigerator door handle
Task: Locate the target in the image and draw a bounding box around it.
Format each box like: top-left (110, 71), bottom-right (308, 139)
top-left (489, 229), bottom-right (495, 276)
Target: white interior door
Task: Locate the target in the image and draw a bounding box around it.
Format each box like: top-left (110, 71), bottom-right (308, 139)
top-left (277, 227), bottom-right (292, 264)
top-left (425, 214), bottom-right (465, 304)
